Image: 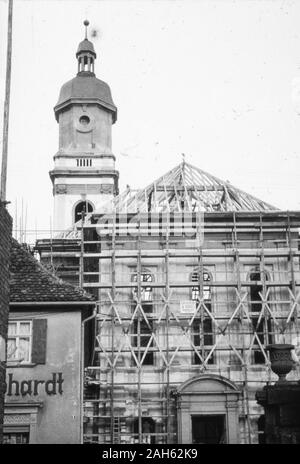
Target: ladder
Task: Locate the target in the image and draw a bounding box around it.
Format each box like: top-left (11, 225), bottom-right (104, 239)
top-left (113, 416), bottom-right (121, 444)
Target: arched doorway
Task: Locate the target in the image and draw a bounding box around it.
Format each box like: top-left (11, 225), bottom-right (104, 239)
top-left (176, 374), bottom-right (240, 444)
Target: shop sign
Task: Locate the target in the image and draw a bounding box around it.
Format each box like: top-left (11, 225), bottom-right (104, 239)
top-left (6, 372), bottom-right (64, 396)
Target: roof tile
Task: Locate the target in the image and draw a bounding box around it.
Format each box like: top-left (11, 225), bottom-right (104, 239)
top-left (9, 239), bottom-right (95, 303)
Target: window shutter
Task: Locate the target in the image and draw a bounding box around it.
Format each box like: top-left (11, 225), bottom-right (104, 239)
top-left (31, 319), bottom-right (47, 364)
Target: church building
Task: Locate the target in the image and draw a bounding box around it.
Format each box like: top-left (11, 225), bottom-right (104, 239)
top-left (36, 22), bottom-right (300, 444)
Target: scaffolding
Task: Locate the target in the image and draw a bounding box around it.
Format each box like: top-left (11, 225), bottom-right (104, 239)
top-left (78, 209), bottom-right (300, 444)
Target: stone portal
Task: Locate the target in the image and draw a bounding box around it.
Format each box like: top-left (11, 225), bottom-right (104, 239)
top-left (176, 374), bottom-right (240, 444)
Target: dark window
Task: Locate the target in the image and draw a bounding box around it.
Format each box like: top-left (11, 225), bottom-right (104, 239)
top-left (257, 415), bottom-right (265, 444)
top-left (249, 271), bottom-right (274, 364)
top-left (74, 201), bottom-right (93, 223)
top-left (133, 417), bottom-right (155, 444)
top-left (79, 115), bottom-right (90, 126)
top-left (191, 271), bottom-right (214, 364)
top-left (192, 415), bottom-right (226, 444)
top-left (3, 431), bottom-right (29, 444)
top-left (132, 272), bottom-right (154, 366)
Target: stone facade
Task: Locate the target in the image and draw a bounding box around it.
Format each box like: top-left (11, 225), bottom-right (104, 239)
top-left (0, 202), bottom-right (12, 443)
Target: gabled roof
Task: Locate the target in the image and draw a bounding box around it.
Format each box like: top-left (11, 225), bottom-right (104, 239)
top-left (10, 239), bottom-right (95, 303)
top-left (112, 161), bottom-right (277, 213)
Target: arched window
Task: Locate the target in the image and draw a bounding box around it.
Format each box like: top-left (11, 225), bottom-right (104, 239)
top-left (191, 270), bottom-right (214, 365)
top-left (131, 271), bottom-right (154, 366)
top-left (132, 272), bottom-right (153, 302)
top-left (191, 271), bottom-right (211, 301)
top-left (74, 200), bottom-right (93, 223)
top-left (249, 269), bottom-right (274, 364)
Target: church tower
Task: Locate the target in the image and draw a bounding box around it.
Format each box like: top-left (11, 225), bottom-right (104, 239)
top-left (50, 21), bottom-right (118, 232)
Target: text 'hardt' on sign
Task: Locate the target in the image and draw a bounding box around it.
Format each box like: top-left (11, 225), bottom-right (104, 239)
top-left (6, 372), bottom-right (64, 396)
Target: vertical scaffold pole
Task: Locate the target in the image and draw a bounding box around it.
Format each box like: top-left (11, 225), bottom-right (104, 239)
top-left (233, 212), bottom-right (252, 444)
top-left (259, 213), bottom-right (271, 375)
top-left (79, 212), bottom-right (85, 288)
top-left (165, 212), bottom-right (171, 443)
top-left (137, 212), bottom-right (142, 443)
top-left (0, 0), bottom-right (13, 202)
top-left (110, 210), bottom-right (116, 442)
top-left (287, 212), bottom-right (299, 337)
top-left (195, 206), bottom-right (205, 368)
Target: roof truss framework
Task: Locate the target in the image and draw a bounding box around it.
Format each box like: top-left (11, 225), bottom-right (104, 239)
top-left (54, 161), bottom-right (277, 240)
top-left (112, 161), bottom-right (277, 213)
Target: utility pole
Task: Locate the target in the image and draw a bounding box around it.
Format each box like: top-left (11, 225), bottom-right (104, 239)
top-left (0, 0), bottom-right (13, 202)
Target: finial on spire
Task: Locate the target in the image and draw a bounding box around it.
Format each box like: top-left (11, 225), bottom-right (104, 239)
top-left (181, 153), bottom-right (186, 165)
top-left (76, 21), bottom-right (96, 73)
top-left (83, 19), bottom-right (89, 39)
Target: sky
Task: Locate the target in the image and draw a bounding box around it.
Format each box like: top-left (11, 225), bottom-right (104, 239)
top-left (1, 0), bottom-right (300, 242)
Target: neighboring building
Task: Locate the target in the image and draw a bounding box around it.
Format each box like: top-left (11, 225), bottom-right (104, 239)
top-left (0, 202), bottom-right (12, 443)
top-left (4, 239), bottom-right (95, 444)
top-left (35, 24), bottom-right (300, 444)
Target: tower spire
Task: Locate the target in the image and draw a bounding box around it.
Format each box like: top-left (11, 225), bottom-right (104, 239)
top-left (84, 19), bottom-right (89, 39)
